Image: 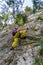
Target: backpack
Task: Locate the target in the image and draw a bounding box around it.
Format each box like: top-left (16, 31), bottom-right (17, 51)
top-left (12, 29), bottom-right (17, 36)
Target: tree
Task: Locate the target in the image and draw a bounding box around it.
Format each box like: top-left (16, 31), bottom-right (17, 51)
top-left (0, 16), bottom-right (4, 26)
top-left (32, 0), bottom-right (43, 12)
top-left (0, 0), bottom-right (25, 26)
top-left (0, 16), bottom-right (3, 28)
top-left (13, 13), bottom-right (28, 25)
top-left (39, 1), bottom-right (43, 9)
top-left (2, 13), bottom-right (9, 26)
top-left (24, 6), bottom-right (32, 15)
top-left (32, 0), bottom-right (38, 9)
top-left (25, 6), bottom-right (32, 12)
top-left (6, 0), bottom-right (25, 18)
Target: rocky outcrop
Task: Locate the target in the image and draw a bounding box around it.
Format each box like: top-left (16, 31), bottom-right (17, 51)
top-left (0, 10), bottom-right (43, 65)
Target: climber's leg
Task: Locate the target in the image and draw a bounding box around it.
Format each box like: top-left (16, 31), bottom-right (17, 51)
top-left (12, 38), bottom-right (19, 48)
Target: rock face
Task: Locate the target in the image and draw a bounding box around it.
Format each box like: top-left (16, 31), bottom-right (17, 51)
top-left (0, 10), bottom-right (43, 65)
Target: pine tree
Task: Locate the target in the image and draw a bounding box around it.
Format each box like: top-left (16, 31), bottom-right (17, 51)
top-left (6, 0), bottom-right (25, 18)
top-left (32, 0), bottom-right (43, 11)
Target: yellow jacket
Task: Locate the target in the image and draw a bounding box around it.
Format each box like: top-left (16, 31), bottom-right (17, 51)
top-left (20, 29), bottom-right (26, 37)
top-left (14, 29), bottom-right (26, 38)
top-left (12, 29), bottom-right (26, 48)
top-left (12, 38), bottom-right (19, 48)
top-left (14, 33), bottom-right (19, 39)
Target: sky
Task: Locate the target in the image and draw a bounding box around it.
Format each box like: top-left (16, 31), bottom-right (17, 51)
top-left (0, 0), bottom-right (43, 13)
top-left (0, 0), bottom-right (9, 13)
top-left (0, 0), bottom-right (33, 13)
top-left (23, 0), bottom-right (43, 9)
top-left (23, 0), bottom-right (33, 10)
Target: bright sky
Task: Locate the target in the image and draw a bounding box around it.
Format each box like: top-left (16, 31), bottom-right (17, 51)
top-left (0, 0), bottom-right (43, 13)
top-left (23, 0), bottom-right (33, 9)
top-left (23, 0), bottom-right (43, 9)
top-left (0, 0), bottom-right (33, 12)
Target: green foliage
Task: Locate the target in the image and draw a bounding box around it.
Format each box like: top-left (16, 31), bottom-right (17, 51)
top-left (0, 16), bottom-right (4, 20)
top-left (2, 13), bottom-right (9, 21)
top-left (13, 19), bottom-right (24, 25)
top-left (7, 0), bottom-right (14, 5)
top-left (22, 13), bottom-right (28, 24)
top-left (0, 22), bottom-right (3, 27)
top-left (14, 13), bottom-right (28, 25)
top-left (32, 0), bottom-right (39, 10)
top-left (32, 0), bottom-right (43, 12)
top-left (33, 8), bottom-right (36, 13)
top-left (0, 13), bottom-right (9, 26)
top-left (40, 38), bottom-right (43, 47)
top-left (37, 15), bottom-right (43, 20)
top-left (34, 57), bottom-right (43, 65)
top-left (13, 19), bottom-right (16, 24)
top-left (25, 6), bottom-right (32, 12)
top-left (6, 0), bottom-right (25, 18)
top-left (39, 48), bottom-right (43, 56)
top-left (39, 38), bottom-right (43, 56)
top-left (33, 38), bottom-right (43, 65)
top-left (31, 27), bottom-right (38, 31)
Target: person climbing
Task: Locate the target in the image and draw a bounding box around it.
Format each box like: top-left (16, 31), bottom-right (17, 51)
top-left (10, 27), bottom-right (28, 50)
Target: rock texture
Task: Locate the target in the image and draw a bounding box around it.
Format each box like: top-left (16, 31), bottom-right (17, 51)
top-left (0, 10), bottom-right (43, 65)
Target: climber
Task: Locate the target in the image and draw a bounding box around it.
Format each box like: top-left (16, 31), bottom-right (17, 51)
top-left (10, 27), bottom-right (28, 50)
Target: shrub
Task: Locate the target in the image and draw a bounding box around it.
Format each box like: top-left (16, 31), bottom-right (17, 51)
top-left (25, 6), bottom-right (32, 12)
top-left (31, 27), bottom-right (38, 31)
top-left (13, 13), bottom-right (28, 26)
top-left (33, 56), bottom-right (43, 65)
top-left (37, 15), bottom-right (43, 20)
top-left (33, 8), bottom-right (36, 13)
top-left (0, 22), bottom-right (3, 27)
top-left (39, 39), bottom-right (43, 56)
